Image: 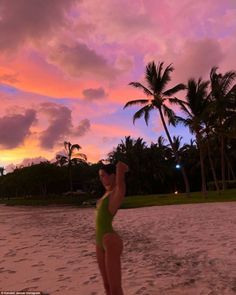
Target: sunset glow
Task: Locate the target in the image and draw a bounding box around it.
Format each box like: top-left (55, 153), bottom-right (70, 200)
top-left (0, 0), bottom-right (236, 171)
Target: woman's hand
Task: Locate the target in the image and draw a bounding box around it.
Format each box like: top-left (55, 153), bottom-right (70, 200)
top-left (116, 161), bottom-right (129, 173)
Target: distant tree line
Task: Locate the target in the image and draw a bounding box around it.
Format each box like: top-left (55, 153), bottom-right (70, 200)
top-left (0, 134), bottom-right (235, 199)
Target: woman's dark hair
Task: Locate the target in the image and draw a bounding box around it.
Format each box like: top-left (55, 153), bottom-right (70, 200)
top-left (99, 163), bottom-right (116, 175)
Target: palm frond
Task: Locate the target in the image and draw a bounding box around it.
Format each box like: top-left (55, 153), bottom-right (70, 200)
top-left (159, 63), bottom-right (174, 92)
top-left (64, 141), bottom-right (70, 152)
top-left (178, 100), bottom-right (192, 117)
top-left (129, 82), bottom-right (154, 97)
top-left (172, 135), bottom-right (183, 151)
top-left (72, 153), bottom-right (87, 161)
top-left (174, 115), bottom-right (188, 126)
top-left (144, 104), bottom-right (154, 126)
top-left (145, 61), bottom-right (157, 92)
top-left (210, 66), bottom-right (219, 80)
top-left (163, 83), bottom-right (186, 96)
top-left (157, 135), bottom-right (167, 147)
top-left (175, 116), bottom-right (195, 134)
top-left (225, 84), bottom-right (236, 102)
top-left (186, 78), bottom-right (209, 116)
top-left (71, 144), bottom-right (81, 151)
top-left (123, 99), bottom-right (149, 109)
top-left (169, 97), bottom-right (188, 105)
top-left (163, 105), bottom-right (176, 126)
top-left (222, 71), bottom-right (236, 94)
top-left (132, 105), bottom-right (150, 125)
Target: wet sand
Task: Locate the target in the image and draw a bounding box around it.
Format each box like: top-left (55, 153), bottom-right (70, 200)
top-left (0, 201), bottom-right (236, 294)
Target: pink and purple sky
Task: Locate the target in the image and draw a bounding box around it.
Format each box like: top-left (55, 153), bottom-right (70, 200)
top-left (0, 0), bottom-right (236, 171)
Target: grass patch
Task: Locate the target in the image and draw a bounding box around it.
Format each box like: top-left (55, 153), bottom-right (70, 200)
top-left (121, 189), bottom-right (236, 209)
top-left (0, 195), bottom-right (87, 207)
top-left (0, 189), bottom-right (235, 208)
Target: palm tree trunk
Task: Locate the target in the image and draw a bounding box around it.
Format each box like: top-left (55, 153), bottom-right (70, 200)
top-left (220, 135), bottom-right (226, 191)
top-left (227, 161), bottom-right (230, 181)
top-left (68, 162), bottom-right (73, 192)
top-left (225, 153), bottom-right (236, 180)
top-left (196, 133), bottom-right (207, 197)
top-left (159, 108), bottom-right (190, 195)
top-left (206, 135), bottom-right (220, 194)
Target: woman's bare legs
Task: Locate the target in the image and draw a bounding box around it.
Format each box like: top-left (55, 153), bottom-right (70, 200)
top-left (103, 232), bottom-right (124, 295)
top-left (96, 244), bottom-right (111, 294)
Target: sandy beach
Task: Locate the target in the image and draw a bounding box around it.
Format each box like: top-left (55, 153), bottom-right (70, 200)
top-left (0, 201), bottom-right (236, 295)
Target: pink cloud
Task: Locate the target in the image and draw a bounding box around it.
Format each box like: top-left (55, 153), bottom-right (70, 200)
top-left (0, 0), bottom-right (77, 53)
top-left (0, 109), bottom-right (37, 148)
top-left (39, 103), bottom-right (91, 149)
top-left (48, 42), bottom-right (120, 80)
top-left (174, 38), bottom-right (224, 82)
top-left (82, 87), bottom-right (107, 101)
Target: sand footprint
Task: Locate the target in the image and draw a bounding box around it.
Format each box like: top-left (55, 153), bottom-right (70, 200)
top-left (4, 251), bottom-right (16, 257)
top-left (14, 258), bottom-right (28, 262)
top-left (89, 275), bottom-right (97, 281)
top-left (83, 280), bottom-right (90, 285)
top-left (146, 280), bottom-right (155, 287)
top-left (72, 267), bottom-right (81, 271)
top-left (55, 266), bottom-right (67, 271)
top-left (4, 269), bottom-right (16, 273)
top-left (66, 260), bottom-right (76, 264)
top-left (135, 286), bottom-right (147, 294)
top-left (26, 277), bottom-right (41, 283)
top-left (32, 262), bottom-right (45, 267)
top-left (57, 275), bottom-right (71, 282)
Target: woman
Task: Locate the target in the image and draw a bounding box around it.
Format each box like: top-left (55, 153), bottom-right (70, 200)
top-left (95, 160), bottom-right (129, 295)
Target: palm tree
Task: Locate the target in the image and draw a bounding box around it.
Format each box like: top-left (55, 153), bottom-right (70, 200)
top-left (124, 61), bottom-right (190, 195)
top-left (208, 67), bottom-right (236, 190)
top-left (173, 78), bottom-right (209, 196)
top-left (107, 135), bottom-right (149, 194)
top-left (56, 141), bottom-right (87, 191)
top-left (225, 137), bottom-right (236, 181)
top-left (55, 154), bottom-right (68, 167)
top-left (156, 135), bottom-right (172, 161)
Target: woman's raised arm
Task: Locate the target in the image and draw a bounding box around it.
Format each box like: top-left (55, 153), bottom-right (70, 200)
top-left (109, 161), bottom-right (129, 214)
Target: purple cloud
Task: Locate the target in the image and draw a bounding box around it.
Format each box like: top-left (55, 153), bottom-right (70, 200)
top-left (82, 87), bottom-right (106, 100)
top-left (49, 42), bottom-right (120, 79)
top-left (71, 119), bottom-right (91, 137)
top-left (39, 103), bottom-right (90, 149)
top-left (0, 0), bottom-right (76, 52)
top-left (0, 109), bottom-right (36, 148)
top-left (175, 38), bottom-right (224, 81)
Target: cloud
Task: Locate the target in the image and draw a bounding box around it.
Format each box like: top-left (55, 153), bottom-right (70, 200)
top-left (0, 0), bottom-right (77, 53)
top-left (0, 109), bottom-right (37, 148)
top-left (115, 53), bottom-right (134, 72)
top-left (82, 87), bottom-right (106, 100)
top-left (175, 38), bottom-right (224, 81)
top-left (39, 103), bottom-right (91, 149)
top-left (71, 119), bottom-right (91, 137)
top-left (39, 103), bottom-right (72, 149)
top-left (76, 0), bottom-right (154, 43)
top-left (49, 42), bottom-right (119, 79)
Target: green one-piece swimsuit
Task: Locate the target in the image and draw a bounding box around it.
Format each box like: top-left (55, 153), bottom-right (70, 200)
top-left (96, 193), bottom-right (116, 250)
